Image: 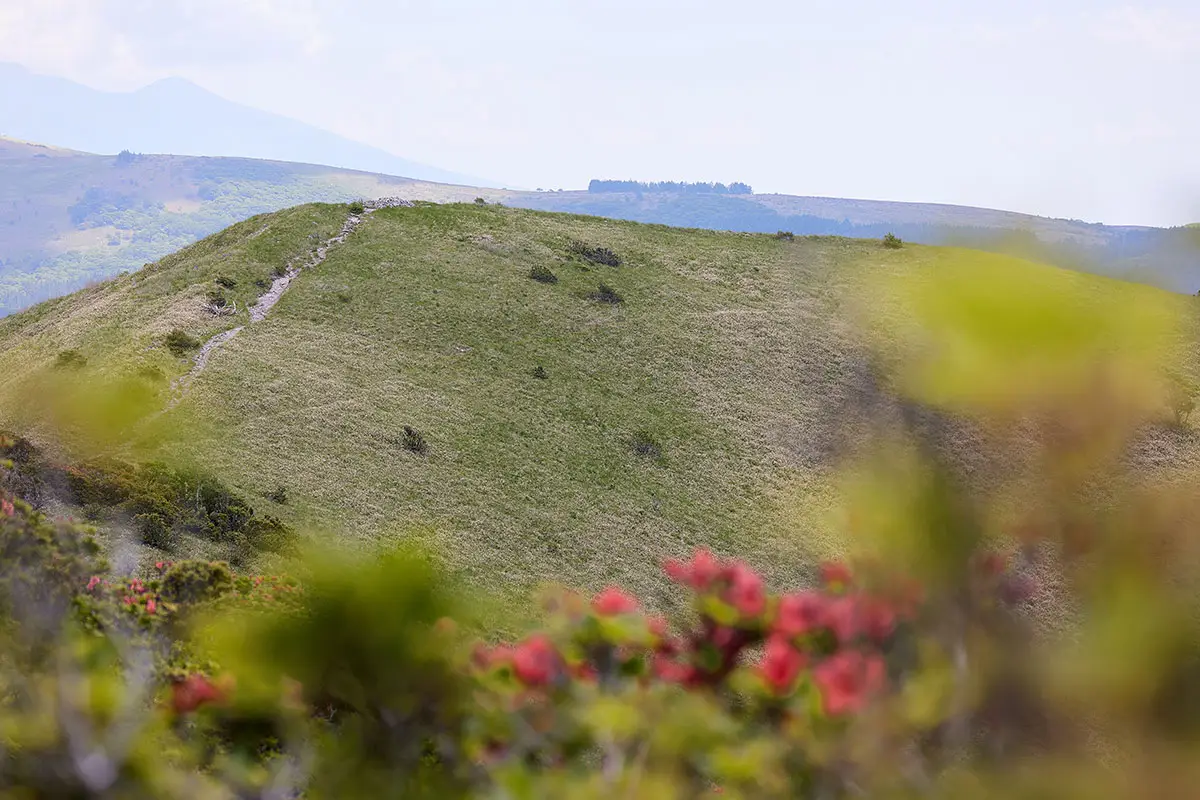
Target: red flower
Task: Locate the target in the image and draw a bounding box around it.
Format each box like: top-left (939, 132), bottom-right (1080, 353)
top-left (813, 651), bottom-right (886, 716)
top-left (171, 674), bottom-right (222, 714)
top-left (827, 597), bottom-right (861, 644)
top-left (664, 548), bottom-right (721, 590)
top-left (146, 599), bottom-right (157, 615)
top-left (592, 586), bottom-right (639, 616)
top-left (760, 635), bottom-right (806, 694)
top-left (774, 591), bottom-right (828, 637)
top-left (0, 499), bottom-right (13, 517)
top-left (653, 653), bottom-right (694, 684)
top-left (725, 562), bottom-right (766, 617)
top-left (646, 615), bottom-right (670, 639)
top-left (512, 635), bottom-right (559, 687)
top-left (86, 576), bottom-right (101, 592)
top-left (859, 597), bottom-right (896, 643)
top-left (820, 561), bottom-right (853, 590)
top-left (155, 561), bottom-right (165, 571)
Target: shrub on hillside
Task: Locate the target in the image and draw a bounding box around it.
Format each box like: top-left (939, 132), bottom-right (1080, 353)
top-left (630, 429), bottom-right (663, 459)
top-left (135, 512), bottom-right (173, 549)
top-left (882, 232), bottom-right (904, 248)
top-left (532, 365), bottom-right (549, 380)
top-left (569, 240), bottom-right (622, 267)
top-left (399, 426), bottom-right (429, 455)
top-left (165, 329), bottom-right (201, 357)
top-left (54, 349), bottom-right (88, 370)
top-left (528, 264), bottom-right (558, 284)
top-left (348, 200), bottom-right (365, 215)
top-left (589, 282), bottom-right (624, 304)
top-left (474, 197), bottom-right (487, 205)
top-left (774, 230), bottom-right (795, 241)
top-left (160, 559), bottom-right (234, 605)
top-left (214, 274), bottom-right (237, 289)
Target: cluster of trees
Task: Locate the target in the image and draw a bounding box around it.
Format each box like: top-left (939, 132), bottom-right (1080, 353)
top-left (587, 179), bottom-right (753, 195)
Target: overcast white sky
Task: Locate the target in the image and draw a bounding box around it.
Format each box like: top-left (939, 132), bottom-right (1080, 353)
top-left (2, 0), bottom-right (1198, 226)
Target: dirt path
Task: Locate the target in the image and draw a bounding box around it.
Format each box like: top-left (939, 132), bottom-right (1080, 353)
top-left (167, 198), bottom-right (412, 406)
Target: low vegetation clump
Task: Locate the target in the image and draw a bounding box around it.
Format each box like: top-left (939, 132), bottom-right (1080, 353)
top-left (348, 200), bottom-right (366, 215)
top-left (53, 349), bottom-right (88, 370)
top-left (532, 365), bottom-right (549, 380)
top-left (528, 264), bottom-right (558, 284)
top-left (569, 240), bottom-right (622, 267)
top-left (398, 425), bottom-right (429, 455)
top-left (882, 232), bottom-right (904, 248)
top-left (214, 274), bottom-right (237, 289)
top-left (630, 429), bottom-right (663, 459)
top-left (774, 230), bottom-right (795, 241)
top-left (589, 282), bottom-right (624, 304)
top-left (45, 452), bottom-right (296, 559)
top-left (164, 329), bottom-right (201, 357)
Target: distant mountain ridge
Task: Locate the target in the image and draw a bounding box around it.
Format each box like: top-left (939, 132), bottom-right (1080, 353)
top-left (0, 62), bottom-right (492, 187)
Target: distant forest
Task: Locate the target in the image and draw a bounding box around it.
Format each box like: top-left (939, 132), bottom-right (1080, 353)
top-left (588, 180), bottom-right (753, 195)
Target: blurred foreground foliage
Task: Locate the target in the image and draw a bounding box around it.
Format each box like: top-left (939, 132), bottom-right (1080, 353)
top-left (3, 256), bottom-right (1200, 797)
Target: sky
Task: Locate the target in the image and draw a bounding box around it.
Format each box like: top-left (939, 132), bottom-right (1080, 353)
top-left (1, 0), bottom-right (1198, 226)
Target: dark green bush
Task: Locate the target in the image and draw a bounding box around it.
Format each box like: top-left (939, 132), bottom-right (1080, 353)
top-left (532, 365), bottom-right (549, 380)
top-left (159, 559), bottom-right (234, 605)
top-left (883, 232), bottom-right (904, 249)
top-left (474, 197), bottom-right (487, 205)
top-left (64, 463), bottom-right (130, 507)
top-left (774, 230), bottom-right (795, 241)
top-left (589, 283), bottom-right (624, 305)
top-left (135, 513), bottom-right (173, 549)
top-left (400, 426), bottom-right (428, 455)
top-left (529, 265), bottom-right (558, 284)
top-left (569, 241), bottom-right (622, 267)
top-left (348, 200), bottom-right (366, 214)
top-left (215, 275), bottom-right (238, 289)
top-left (243, 515), bottom-right (293, 553)
top-left (165, 329), bottom-right (201, 357)
top-left (0, 495), bottom-right (104, 622)
top-left (54, 350), bottom-right (88, 370)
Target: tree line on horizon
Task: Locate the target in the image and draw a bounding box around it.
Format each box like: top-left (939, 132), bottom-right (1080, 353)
top-left (588, 179), bottom-right (753, 195)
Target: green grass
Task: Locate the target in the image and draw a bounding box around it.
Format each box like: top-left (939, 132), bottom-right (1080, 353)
top-left (1, 202), bottom-right (1195, 610)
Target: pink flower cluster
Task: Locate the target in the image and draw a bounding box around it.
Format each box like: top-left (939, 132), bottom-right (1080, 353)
top-left (473, 549), bottom-right (922, 718)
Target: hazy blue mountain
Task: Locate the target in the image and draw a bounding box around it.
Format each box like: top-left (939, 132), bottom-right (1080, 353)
top-left (0, 62), bottom-right (492, 186)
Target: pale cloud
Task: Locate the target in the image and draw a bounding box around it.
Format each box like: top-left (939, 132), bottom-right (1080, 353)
top-left (0, 0), bottom-right (328, 88)
top-left (1091, 5), bottom-right (1200, 57)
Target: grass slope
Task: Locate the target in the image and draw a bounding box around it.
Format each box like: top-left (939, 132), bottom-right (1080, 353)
top-left (1, 203), bottom-right (1195, 607)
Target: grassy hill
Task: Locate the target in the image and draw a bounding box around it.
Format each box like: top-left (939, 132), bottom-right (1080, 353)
top-left (7, 137), bottom-right (1200, 319)
top-left (2, 202), bottom-right (1196, 608)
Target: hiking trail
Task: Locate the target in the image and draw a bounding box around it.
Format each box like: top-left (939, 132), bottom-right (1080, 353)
top-left (167, 198), bottom-right (412, 407)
